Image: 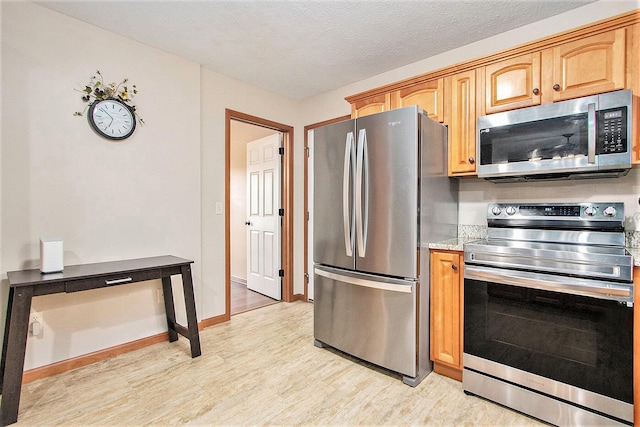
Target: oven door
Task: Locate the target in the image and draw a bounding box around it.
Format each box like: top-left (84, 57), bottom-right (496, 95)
top-left (464, 264), bottom-right (633, 423)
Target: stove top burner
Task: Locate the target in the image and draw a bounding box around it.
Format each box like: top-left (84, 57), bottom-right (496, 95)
top-left (464, 202), bottom-right (632, 283)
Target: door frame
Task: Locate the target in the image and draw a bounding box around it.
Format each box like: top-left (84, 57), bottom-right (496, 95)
top-left (303, 115), bottom-right (351, 300)
top-left (226, 109), bottom-right (294, 317)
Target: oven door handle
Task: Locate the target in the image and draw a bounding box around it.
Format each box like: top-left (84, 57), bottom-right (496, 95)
top-left (465, 265), bottom-right (633, 304)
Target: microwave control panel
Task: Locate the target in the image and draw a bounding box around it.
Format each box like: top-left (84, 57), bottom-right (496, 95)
top-left (598, 107), bottom-right (627, 154)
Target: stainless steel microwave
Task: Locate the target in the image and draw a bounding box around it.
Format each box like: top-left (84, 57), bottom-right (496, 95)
top-left (477, 89), bottom-right (632, 182)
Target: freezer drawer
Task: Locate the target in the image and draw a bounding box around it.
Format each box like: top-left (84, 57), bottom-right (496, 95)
top-left (313, 266), bottom-right (417, 377)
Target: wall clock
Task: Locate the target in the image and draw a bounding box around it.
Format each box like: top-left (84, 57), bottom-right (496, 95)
top-left (87, 98), bottom-right (136, 140)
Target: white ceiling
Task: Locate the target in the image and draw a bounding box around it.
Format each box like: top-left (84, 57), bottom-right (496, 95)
top-left (35, 0), bottom-right (597, 100)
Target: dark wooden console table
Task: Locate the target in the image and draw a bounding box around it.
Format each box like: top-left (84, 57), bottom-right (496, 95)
top-left (0, 255), bottom-right (201, 426)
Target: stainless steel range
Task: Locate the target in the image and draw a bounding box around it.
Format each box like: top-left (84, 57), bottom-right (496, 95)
top-left (463, 202), bottom-right (634, 426)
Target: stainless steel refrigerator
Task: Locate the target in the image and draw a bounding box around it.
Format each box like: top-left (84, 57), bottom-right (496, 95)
top-left (313, 105), bottom-right (458, 386)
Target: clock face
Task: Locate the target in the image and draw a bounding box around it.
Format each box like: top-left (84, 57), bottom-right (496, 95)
top-left (88, 99), bottom-right (136, 140)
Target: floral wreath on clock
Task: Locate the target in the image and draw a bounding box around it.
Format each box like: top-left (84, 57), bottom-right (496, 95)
top-left (73, 70), bottom-right (144, 124)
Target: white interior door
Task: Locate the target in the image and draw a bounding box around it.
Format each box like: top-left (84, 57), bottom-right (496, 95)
top-left (246, 133), bottom-right (282, 300)
top-left (307, 129), bottom-right (314, 301)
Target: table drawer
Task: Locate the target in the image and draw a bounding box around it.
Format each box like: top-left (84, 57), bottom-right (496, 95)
top-left (65, 269), bottom-right (163, 293)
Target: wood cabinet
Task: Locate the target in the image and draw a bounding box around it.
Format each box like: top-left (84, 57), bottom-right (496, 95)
top-left (444, 70), bottom-right (477, 176)
top-left (345, 11), bottom-right (640, 171)
top-left (545, 28), bottom-right (626, 102)
top-left (351, 93), bottom-right (390, 118)
top-left (481, 28), bottom-right (626, 115)
top-left (390, 79), bottom-right (444, 122)
top-left (480, 52), bottom-right (542, 114)
top-left (430, 250), bottom-right (464, 381)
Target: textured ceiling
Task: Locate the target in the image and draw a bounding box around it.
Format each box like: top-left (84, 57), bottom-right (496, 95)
top-left (35, 1), bottom-right (597, 100)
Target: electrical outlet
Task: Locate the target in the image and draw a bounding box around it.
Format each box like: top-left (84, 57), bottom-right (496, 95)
top-left (30, 310), bottom-right (43, 325)
top-left (157, 288), bottom-right (164, 304)
top-left (30, 310), bottom-right (43, 336)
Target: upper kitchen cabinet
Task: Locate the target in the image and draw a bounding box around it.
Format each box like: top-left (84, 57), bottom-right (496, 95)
top-left (480, 52), bottom-right (542, 115)
top-left (350, 93), bottom-right (390, 118)
top-left (481, 28), bottom-right (626, 114)
top-left (444, 70), bottom-right (477, 176)
top-left (390, 79), bottom-right (444, 122)
top-left (545, 28), bottom-right (626, 102)
top-left (345, 10), bottom-right (639, 169)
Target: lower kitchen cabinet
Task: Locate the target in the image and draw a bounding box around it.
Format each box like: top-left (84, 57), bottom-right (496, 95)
top-left (430, 250), bottom-right (464, 381)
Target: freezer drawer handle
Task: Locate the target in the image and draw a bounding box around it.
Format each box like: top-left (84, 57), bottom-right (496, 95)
top-left (343, 131), bottom-right (356, 257)
top-left (315, 268), bottom-right (413, 293)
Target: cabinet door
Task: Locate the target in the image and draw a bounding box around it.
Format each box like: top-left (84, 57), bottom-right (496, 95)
top-left (351, 93), bottom-right (390, 118)
top-left (430, 251), bottom-right (463, 379)
top-left (484, 52), bottom-right (542, 114)
top-left (549, 28), bottom-right (626, 102)
top-left (390, 79), bottom-right (444, 122)
top-left (444, 70), bottom-right (477, 176)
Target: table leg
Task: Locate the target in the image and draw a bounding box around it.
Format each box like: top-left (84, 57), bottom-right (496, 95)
top-left (161, 277), bottom-right (179, 343)
top-left (180, 265), bottom-right (201, 358)
top-left (0, 288), bottom-right (16, 393)
top-left (0, 286), bottom-right (34, 426)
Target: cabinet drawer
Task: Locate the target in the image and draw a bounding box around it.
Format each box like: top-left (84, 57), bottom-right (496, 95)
top-left (65, 269), bottom-right (162, 293)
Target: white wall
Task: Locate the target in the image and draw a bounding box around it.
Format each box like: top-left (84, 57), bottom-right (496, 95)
top-left (300, 0), bottom-right (640, 229)
top-left (1, 2), bottom-right (201, 370)
top-left (200, 69), bottom-right (303, 318)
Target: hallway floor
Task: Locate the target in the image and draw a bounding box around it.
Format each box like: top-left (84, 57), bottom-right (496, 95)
top-left (230, 280), bottom-right (279, 315)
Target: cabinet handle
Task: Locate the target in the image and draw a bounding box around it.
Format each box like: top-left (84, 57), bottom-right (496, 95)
top-left (532, 88), bottom-right (539, 95)
top-left (468, 157), bottom-right (475, 164)
top-left (245, 221), bottom-right (251, 225)
top-left (553, 84), bottom-right (561, 91)
top-left (451, 264), bottom-right (458, 271)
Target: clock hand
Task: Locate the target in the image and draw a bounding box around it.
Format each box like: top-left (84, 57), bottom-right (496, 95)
top-left (98, 107), bottom-right (113, 119)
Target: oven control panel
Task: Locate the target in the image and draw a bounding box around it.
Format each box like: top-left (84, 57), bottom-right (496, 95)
top-left (487, 202), bottom-right (625, 229)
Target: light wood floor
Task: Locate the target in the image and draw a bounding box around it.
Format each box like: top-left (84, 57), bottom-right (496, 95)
top-left (14, 301), bottom-right (544, 426)
top-left (231, 280), bottom-right (279, 315)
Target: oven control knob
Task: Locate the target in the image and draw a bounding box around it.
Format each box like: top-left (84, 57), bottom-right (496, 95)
top-left (603, 206), bottom-right (617, 217)
top-left (506, 206), bottom-right (517, 215)
top-left (491, 206), bottom-right (502, 216)
top-left (584, 206), bottom-right (597, 216)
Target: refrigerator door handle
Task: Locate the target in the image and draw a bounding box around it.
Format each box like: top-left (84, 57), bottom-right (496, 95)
top-left (343, 132), bottom-right (356, 256)
top-left (315, 267), bottom-right (413, 293)
top-left (355, 128), bottom-right (369, 257)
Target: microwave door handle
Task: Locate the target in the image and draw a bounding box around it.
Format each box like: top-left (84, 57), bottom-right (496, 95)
top-left (587, 102), bottom-right (596, 164)
top-left (343, 132), bottom-right (355, 257)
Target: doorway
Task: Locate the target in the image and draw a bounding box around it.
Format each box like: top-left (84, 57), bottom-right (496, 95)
top-left (225, 110), bottom-right (295, 318)
top-left (230, 121), bottom-right (281, 314)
